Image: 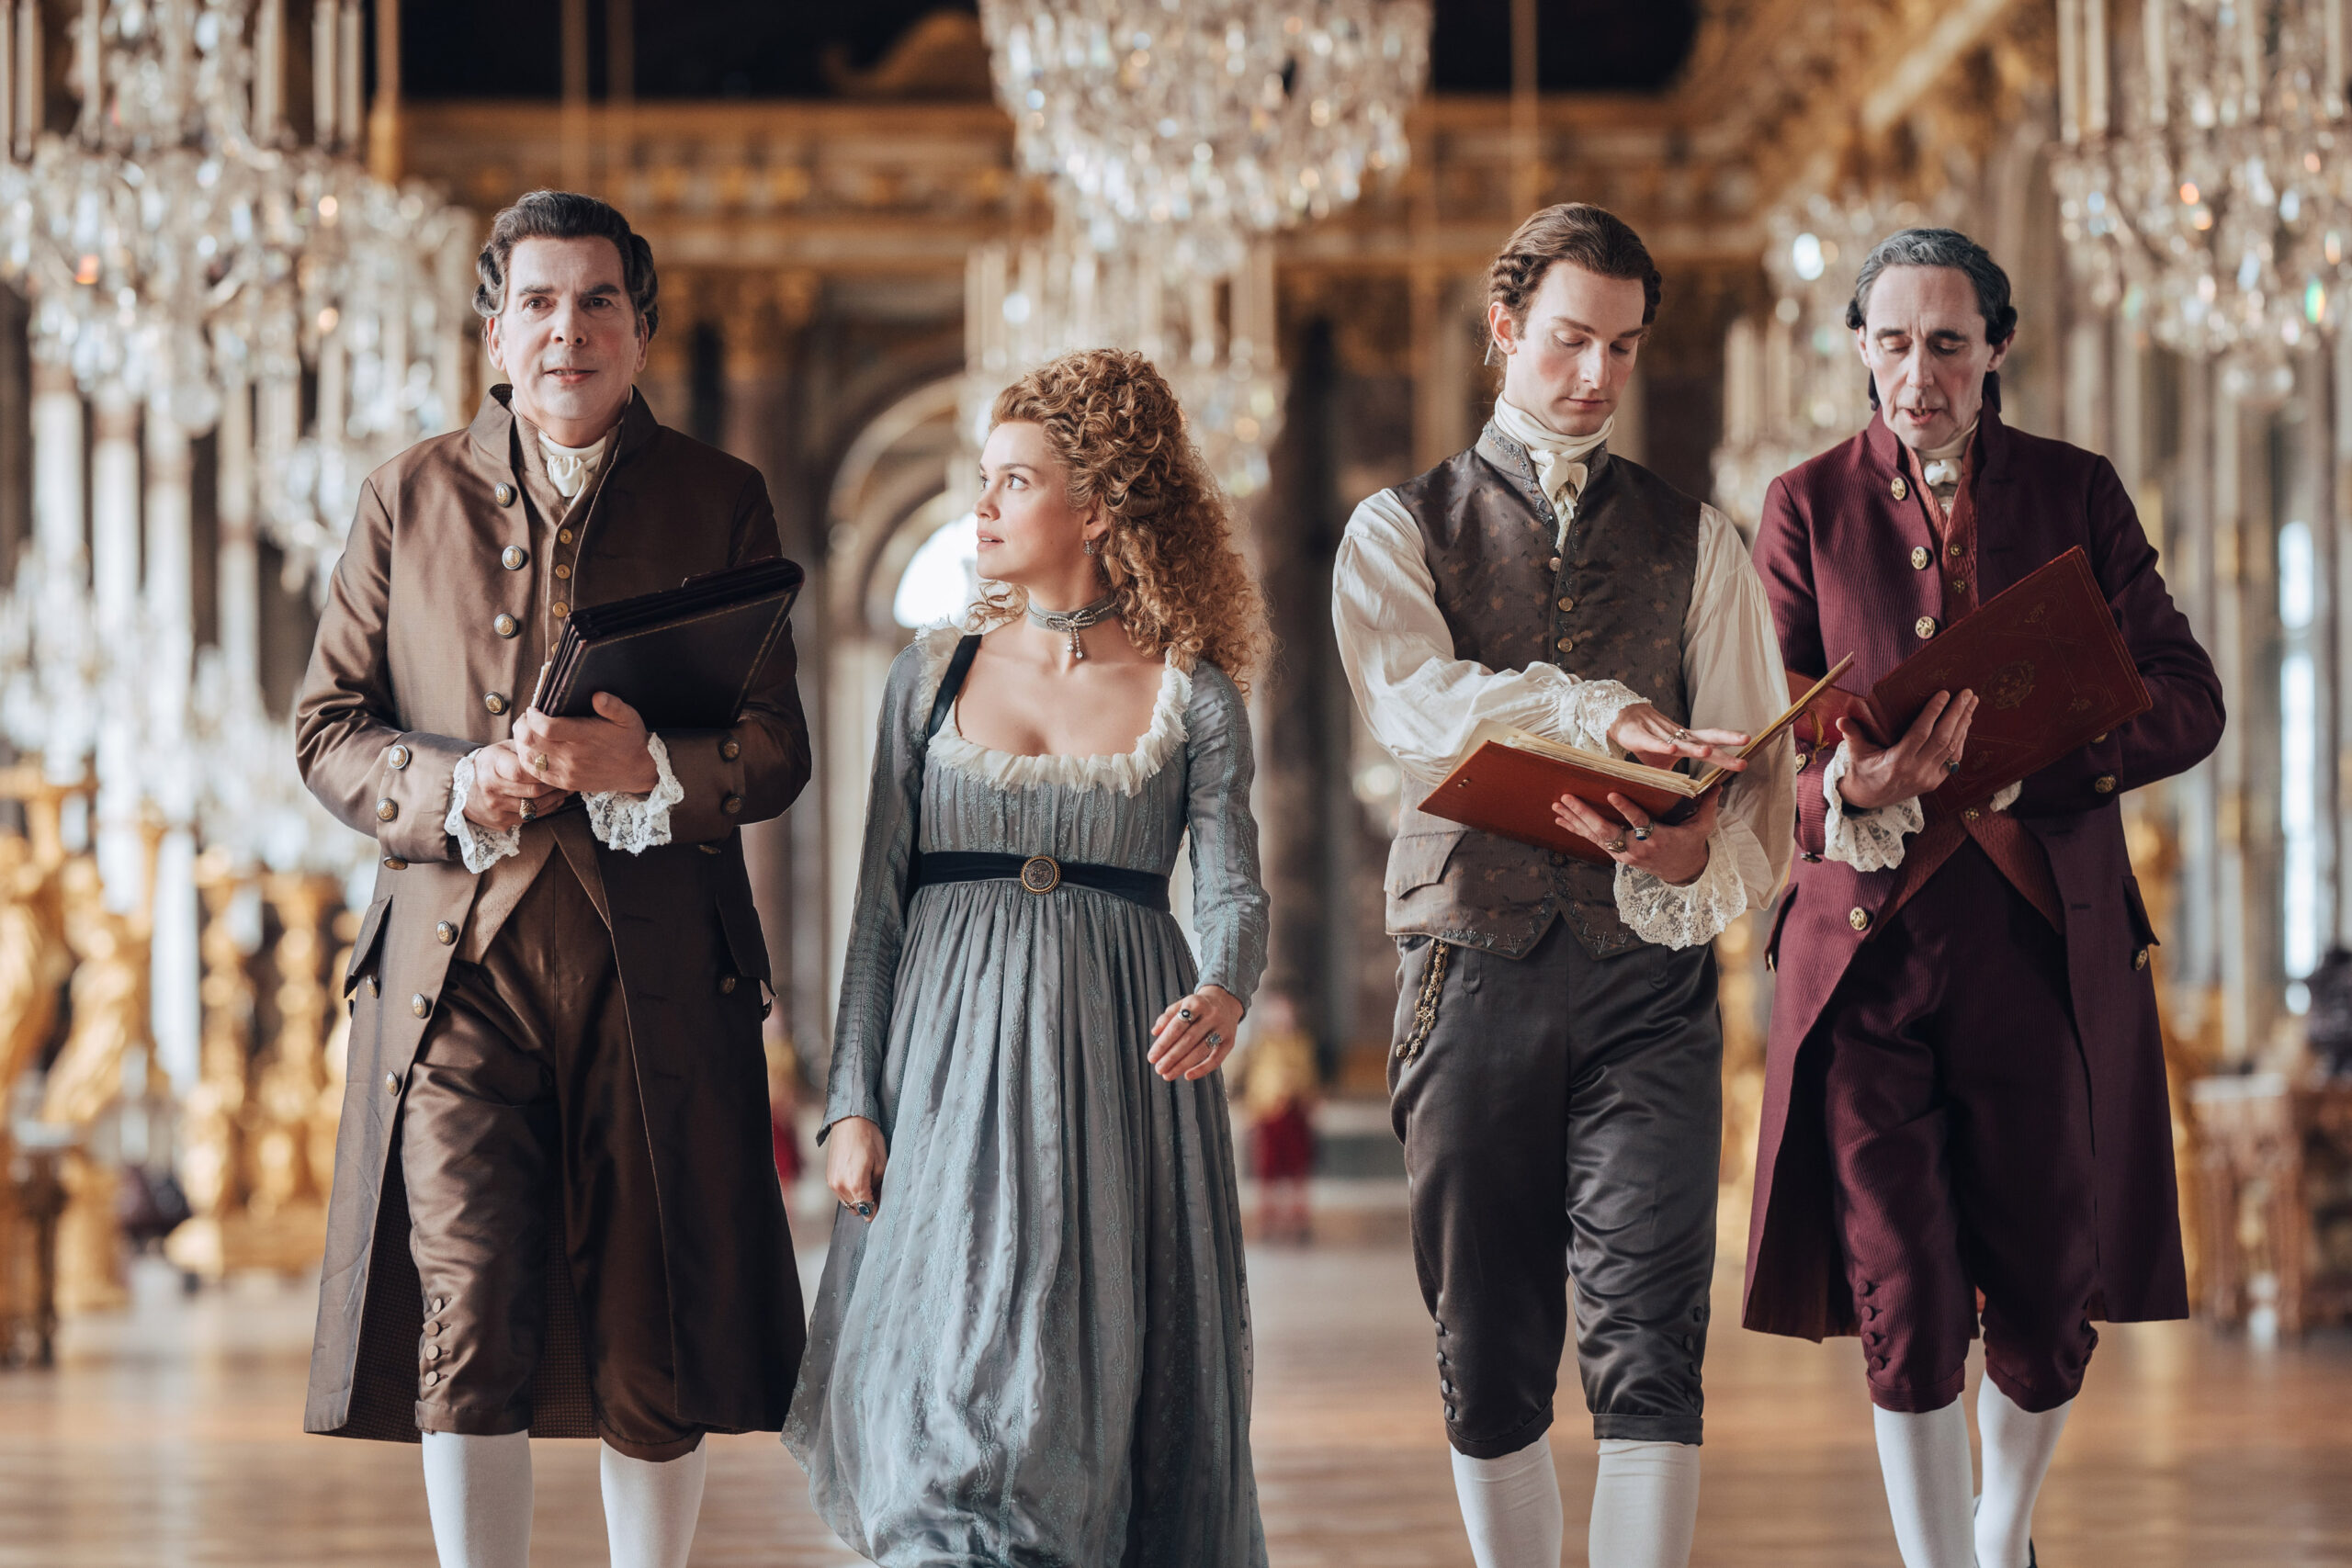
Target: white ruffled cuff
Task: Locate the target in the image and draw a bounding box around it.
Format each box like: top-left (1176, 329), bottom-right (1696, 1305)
top-left (446, 750), bottom-right (523, 874)
top-left (1612, 818), bottom-right (1768, 950)
top-left (1821, 741), bottom-right (1925, 872)
top-left (582, 733), bottom-right (684, 855)
top-left (1561, 678), bottom-right (1646, 755)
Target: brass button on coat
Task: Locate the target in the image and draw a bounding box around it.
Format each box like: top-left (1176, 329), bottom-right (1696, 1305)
top-left (550, 602), bottom-right (569, 618)
top-left (1910, 546), bottom-right (1930, 570)
top-left (2134, 947), bottom-right (2150, 970)
top-left (2093, 773), bottom-right (2118, 794)
top-left (719, 739), bottom-right (741, 761)
top-left (718, 975), bottom-right (738, 995)
top-left (501, 546), bottom-right (527, 570)
top-left (494, 482), bottom-right (516, 506)
top-left (1556, 596), bottom-right (1575, 612)
top-left (411, 993), bottom-right (431, 1019)
top-left (388, 743), bottom-right (412, 769)
top-left (1962, 807), bottom-right (1982, 822)
top-left (384, 1073), bottom-right (401, 1096)
top-left (721, 794), bottom-right (744, 816)
top-left (559, 527), bottom-right (573, 544)
top-left (483, 692), bottom-right (508, 716)
top-left (1849, 907), bottom-right (1871, 932)
top-left (553, 563), bottom-right (571, 580)
top-left (1949, 541), bottom-right (1964, 558)
top-left (1555, 635), bottom-right (1575, 653)
top-left (1914, 615), bottom-right (1938, 639)
top-left (493, 613), bottom-right (519, 638)
top-left (375, 798), bottom-right (398, 821)
top-left (435, 921), bottom-right (457, 946)
top-left (1951, 579), bottom-right (1968, 595)
top-left (1890, 475), bottom-right (1908, 501)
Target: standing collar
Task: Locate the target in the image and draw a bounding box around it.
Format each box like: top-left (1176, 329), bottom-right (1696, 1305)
top-left (467, 384), bottom-right (659, 469)
top-left (1862, 402), bottom-right (2011, 485)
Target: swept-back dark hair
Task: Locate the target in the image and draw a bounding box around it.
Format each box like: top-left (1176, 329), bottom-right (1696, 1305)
top-left (1846, 227), bottom-right (2017, 411)
top-left (471, 189), bottom-right (661, 336)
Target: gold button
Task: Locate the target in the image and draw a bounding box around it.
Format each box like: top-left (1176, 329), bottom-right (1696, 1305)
top-left (1951, 579), bottom-right (1968, 594)
top-left (1914, 616), bottom-right (1937, 639)
top-left (375, 798), bottom-right (398, 821)
top-left (721, 794), bottom-right (743, 816)
top-left (1556, 596), bottom-right (1575, 612)
top-left (493, 613), bottom-right (519, 638)
top-left (1949, 541), bottom-right (1964, 558)
top-left (550, 602), bottom-right (569, 618)
top-left (435, 921), bottom-right (457, 946)
top-left (1910, 546), bottom-right (1930, 570)
top-left (553, 564), bottom-right (571, 580)
top-left (1547, 556), bottom-right (1562, 571)
top-left (384, 1073), bottom-right (401, 1096)
top-left (1555, 636), bottom-right (1575, 653)
top-left (559, 527), bottom-right (574, 544)
top-left (1962, 807), bottom-right (1982, 821)
top-left (494, 482), bottom-right (516, 506)
top-left (718, 975), bottom-right (738, 995)
top-left (719, 739), bottom-right (741, 761)
top-left (411, 994), bottom-right (431, 1019)
top-left (1890, 475), bottom-right (1908, 501)
top-left (483, 692), bottom-right (508, 716)
top-left (1849, 907), bottom-right (1871, 932)
top-left (2134, 947), bottom-right (2150, 971)
top-left (2094, 773), bottom-right (2117, 795)
top-left (501, 546), bottom-right (527, 570)
top-left (381, 855), bottom-right (407, 869)
top-left (388, 743), bottom-right (411, 770)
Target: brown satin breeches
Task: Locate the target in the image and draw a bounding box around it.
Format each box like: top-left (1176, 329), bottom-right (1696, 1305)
top-left (400, 852), bottom-right (702, 1461)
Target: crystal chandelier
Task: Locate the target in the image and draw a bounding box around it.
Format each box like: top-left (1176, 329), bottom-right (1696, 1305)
top-left (2049, 0), bottom-right (2352, 370)
top-left (982, 0), bottom-right (1430, 278)
top-left (1713, 187), bottom-right (1961, 529)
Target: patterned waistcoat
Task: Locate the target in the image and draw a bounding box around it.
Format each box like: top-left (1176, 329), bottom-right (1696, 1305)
top-left (1384, 423), bottom-right (1702, 960)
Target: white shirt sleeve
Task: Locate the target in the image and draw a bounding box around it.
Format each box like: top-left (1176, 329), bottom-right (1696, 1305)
top-left (1331, 489), bottom-right (1646, 790)
top-left (1613, 505), bottom-right (1797, 948)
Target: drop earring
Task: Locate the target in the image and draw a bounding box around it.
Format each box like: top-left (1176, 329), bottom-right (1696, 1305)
top-left (1083, 537), bottom-right (1097, 556)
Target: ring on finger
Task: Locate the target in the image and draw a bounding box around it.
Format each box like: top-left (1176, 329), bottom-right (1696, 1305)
top-left (519, 798), bottom-right (537, 822)
top-left (1942, 757), bottom-right (1962, 774)
top-left (1205, 1031), bottom-right (1222, 1047)
top-left (1179, 1007), bottom-right (1195, 1021)
top-left (531, 751), bottom-right (550, 774)
top-left (1672, 727), bottom-right (1692, 743)
top-left (1603, 835), bottom-right (1628, 853)
top-left (1631, 823), bottom-right (1653, 841)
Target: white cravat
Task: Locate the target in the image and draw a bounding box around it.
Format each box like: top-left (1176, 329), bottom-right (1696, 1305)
top-left (1491, 396), bottom-right (1614, 547)
top-left (1917, 418), bottom-right (1976, 501)
top-left (539, 431), bottom-right (609, 499)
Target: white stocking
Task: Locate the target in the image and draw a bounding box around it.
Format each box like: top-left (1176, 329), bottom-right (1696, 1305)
top-left (1588, 1439), bottom-right (1701, 1568)
top-left (419, 1430), bottom-right (533, 1568)
top-left (1450, 1433), bottom-right (1565, 1568)
top-left (1871, 1403), bottom-right (1975, 1568)
top-left (600, 1437), bottom-right (709, 1568)
top-left (1974, 1383), bottom-right (2069, 1568)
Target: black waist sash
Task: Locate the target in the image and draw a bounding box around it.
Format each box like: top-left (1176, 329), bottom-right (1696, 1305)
top-left (912, 851), bottom-right (1171, 912)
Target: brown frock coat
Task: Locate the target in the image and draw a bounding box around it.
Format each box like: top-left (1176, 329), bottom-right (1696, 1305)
top-left (1743, 409), bottom-right (2224, 1341)
top-left (295, 388), bottom-right (810, 1440)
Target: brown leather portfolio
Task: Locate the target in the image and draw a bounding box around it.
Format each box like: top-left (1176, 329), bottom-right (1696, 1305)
top-left (1788, 546), bottom-right (2151, 812)
top-left (1417, 660), bottom-right (1853, 864)
top-left (533, 558), bottom-right (805, 728)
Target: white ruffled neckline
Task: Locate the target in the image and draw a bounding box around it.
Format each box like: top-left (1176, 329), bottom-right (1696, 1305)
top-left (914, 624), bottom-right (1191, 797)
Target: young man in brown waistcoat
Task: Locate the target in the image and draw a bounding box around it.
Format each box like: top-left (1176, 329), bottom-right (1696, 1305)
top-left (1334, 204), bottom-right (1795, 1568)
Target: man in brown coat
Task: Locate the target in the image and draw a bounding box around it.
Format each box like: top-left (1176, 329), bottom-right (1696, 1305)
top-left (296, 190), bottom-right (809, 1568)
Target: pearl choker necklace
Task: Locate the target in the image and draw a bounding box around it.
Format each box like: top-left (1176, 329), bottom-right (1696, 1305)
top-left (1026, 592), bottom-right (1120, 660)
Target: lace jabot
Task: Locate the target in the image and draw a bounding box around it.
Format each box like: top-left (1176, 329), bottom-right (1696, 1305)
top-left (914, 624), bottom-right (1190, 797)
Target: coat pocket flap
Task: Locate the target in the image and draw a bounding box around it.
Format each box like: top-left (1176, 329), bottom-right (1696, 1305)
top-left (717, 893), bottom-right (771, 983)
top-left (1385, 830), bottom-right (1467, 898)
top-left (342, 894), bottom-right (392, 997)
top-left (2122, 874), bottom-right (2160, 949)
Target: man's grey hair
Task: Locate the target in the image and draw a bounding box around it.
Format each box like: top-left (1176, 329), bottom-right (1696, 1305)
top-left (1843, 227), bottom-right (2018, 344)
top-left (472, 190), bottom-right (660, 335)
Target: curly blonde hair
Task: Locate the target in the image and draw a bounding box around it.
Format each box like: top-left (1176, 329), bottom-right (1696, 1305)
top-left (978, 349), bottom-right (1269, 693)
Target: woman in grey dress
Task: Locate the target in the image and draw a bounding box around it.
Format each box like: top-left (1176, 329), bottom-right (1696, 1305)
top-left (786, 348), bottom-right (1273, 1567)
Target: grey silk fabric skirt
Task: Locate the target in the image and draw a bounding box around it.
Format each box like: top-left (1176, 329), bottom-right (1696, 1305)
top-left (786, 881), bottom-right (1266, 1567)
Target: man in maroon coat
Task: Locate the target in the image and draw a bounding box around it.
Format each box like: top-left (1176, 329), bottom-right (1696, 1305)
top-left (1746, 229), bottom-right (2223, 1568)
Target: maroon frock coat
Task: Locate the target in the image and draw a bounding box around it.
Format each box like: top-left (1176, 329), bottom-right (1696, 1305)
top-left (1743, 408), bottom-right (2224, 1341)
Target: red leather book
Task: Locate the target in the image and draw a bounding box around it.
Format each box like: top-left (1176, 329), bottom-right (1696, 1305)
top-left (1418, 660), bottom-right (1854, 864)
top-left (1789, 546), bottom-right (2151, 813)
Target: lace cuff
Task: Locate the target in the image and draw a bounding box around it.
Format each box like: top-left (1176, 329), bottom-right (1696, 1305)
top-left (1560, 678), bottom-right (1646, 754)
top-left (1821, 742), bottom-right (1925, 872)
top-left (1612, 820), bottom-right (1766, 950)
top-left (446, 751), bottom-right (523, 874)
top-left (583, 734), bottom-right (684, 855)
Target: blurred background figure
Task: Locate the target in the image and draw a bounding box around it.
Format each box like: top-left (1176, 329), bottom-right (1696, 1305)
top-left (1239, 990), bottom-right (1319, 1245)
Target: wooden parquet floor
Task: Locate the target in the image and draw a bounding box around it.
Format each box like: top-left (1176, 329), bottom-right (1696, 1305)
top-left (0, 1236), bottom-right (2346, 1565)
